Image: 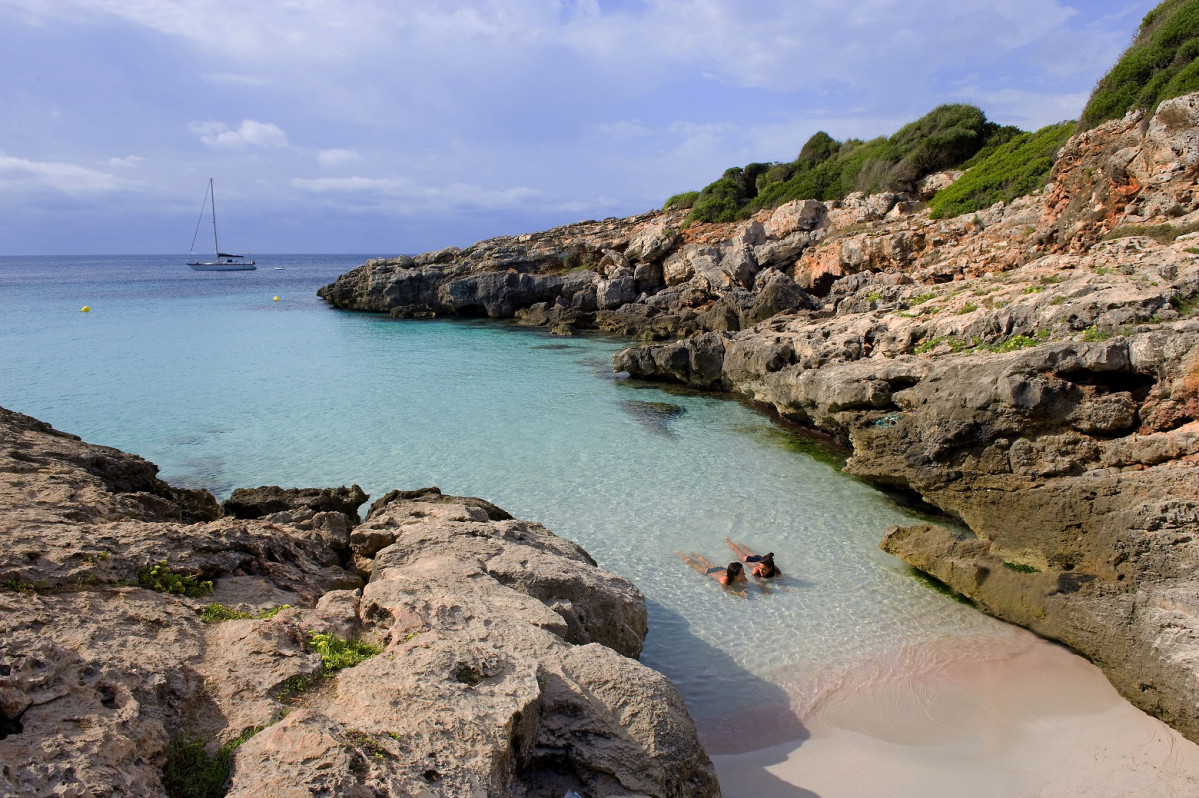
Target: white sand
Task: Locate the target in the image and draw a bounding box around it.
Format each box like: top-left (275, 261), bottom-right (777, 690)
top-left (710, 631), bottom-right (1199, 797)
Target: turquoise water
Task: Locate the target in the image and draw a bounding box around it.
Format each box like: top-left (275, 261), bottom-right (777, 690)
top-left (0, 254), bottom-right (1011, 750)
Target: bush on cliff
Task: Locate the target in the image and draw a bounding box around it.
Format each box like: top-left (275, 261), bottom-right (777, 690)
top-left (662, 190), bottom-right (700, 210)
top-left (1080, 0), bottom-right (1199, 129)
top-left (687, 177), bottom-right (744, 224)
top-left (680, 104), bottom-right (1004, 226)
top-left (928, 121), bottom-right (1075, 218)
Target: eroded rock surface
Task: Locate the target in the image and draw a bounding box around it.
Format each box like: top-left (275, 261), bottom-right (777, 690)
top-left (0, 408), bottom-right (717, 797)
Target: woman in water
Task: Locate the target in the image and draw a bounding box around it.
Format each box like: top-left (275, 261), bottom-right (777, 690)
top-left (675, 551), bottom-right (748, 588)
top-left (725, 538), bottom-right (782, 579)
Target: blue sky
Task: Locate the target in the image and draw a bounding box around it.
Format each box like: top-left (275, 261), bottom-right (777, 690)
top-left (0, 0), bottom-right (1158, 256)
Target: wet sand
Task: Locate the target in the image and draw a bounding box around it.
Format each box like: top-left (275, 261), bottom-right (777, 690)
top-left (710, 631), bottom-right (1199, 797)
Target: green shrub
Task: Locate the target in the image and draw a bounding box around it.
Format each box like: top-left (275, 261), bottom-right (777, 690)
top-left (677, 103), bottom-right (1003, 222)
top-left (139, 561), bottom-right (213, 598)
top-left (887, 104), bottom-right (993, 186)
top-left (684, 178), bottom-right (743, 225)
top-left (928, 122), bottom-right (1074, 219)
top-left (662, 191), bottom-right (699, 211)
top-left (310, 633), bottom-right (382, 672)
top-left (797, 130), bottom-right (840, 165)
top-left (1081, 0), bottom-right (1199, 129)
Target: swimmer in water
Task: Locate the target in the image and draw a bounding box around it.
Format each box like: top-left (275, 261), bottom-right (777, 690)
top-left (725, 538), bottom-right (782, 579)
top-left (675, 551), bottom-right (748, 588)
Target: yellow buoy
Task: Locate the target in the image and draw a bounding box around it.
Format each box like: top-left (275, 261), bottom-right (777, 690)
top-left (273, 296), bottom-right (280, 302)
top-left (81, 306), bottom-right (90, 312)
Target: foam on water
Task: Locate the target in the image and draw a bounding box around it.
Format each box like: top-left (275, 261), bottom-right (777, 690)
top-left (0, 254), bottom-right (1010, 749)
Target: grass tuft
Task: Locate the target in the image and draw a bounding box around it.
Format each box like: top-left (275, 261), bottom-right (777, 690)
top-left (1002, 561), bottom-right (1041, 574)
top-left (200, 603), bottom-right (290, 624)
top-left (1103, 221), bottom-right (1199, 243)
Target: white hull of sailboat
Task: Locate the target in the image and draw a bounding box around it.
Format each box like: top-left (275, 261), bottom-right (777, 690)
top-left (187, 260), bottom-right (256, 271)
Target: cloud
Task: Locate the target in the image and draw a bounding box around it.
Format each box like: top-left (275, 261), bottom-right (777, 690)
top-left (189, 119), bottom-right (289, 150)
top-left (292, 175), bottom-right (554, 212)
top-left (0, 1), bottom-right (1095, 84)
top-left (0, 152), bottom-right (137, 194)
top-left (204, 72), bottom-right (267, 87)
top-left (107, 155), bottom-right (145, 169)
top-left (592, 120), bottom-right (653, 140)
top-left (317, 148), bottom-right (361, 168)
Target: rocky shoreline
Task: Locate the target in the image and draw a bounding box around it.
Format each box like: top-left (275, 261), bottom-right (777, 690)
top-left (0, 407), bottom-right (718, 796)
top-left (318, 95), bottom-right (1199, 742)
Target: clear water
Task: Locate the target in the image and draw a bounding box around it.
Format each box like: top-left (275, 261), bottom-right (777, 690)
top-left (0, 254), bottom-right (1012, 750)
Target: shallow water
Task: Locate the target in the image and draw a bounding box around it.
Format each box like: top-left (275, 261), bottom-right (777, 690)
top-left (0, 254), bottom-right (1012, 749)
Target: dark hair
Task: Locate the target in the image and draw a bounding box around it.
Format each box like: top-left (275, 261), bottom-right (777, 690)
top-left (759, 553), bottom-right (779, 577)
top-left (727, 561), bottom-right (744, 577)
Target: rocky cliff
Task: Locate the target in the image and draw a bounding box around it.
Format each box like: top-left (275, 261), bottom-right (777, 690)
top-left (0, 407), bottom-right (718, 797)
top-left (319, 94), bottom-right (1199, 742)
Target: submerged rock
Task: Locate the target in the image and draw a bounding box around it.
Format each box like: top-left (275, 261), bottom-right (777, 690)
top-left (620, 399), bottom-right (687, 437)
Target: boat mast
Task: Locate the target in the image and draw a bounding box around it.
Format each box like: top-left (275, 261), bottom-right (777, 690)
top-left (209, 178), bottom-right (220, 256)
top-left (188, 179), bottom-right (213, 258)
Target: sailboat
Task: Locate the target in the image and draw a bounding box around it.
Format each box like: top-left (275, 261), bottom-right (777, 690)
top-left (187, 178), bottom-right (256, 271)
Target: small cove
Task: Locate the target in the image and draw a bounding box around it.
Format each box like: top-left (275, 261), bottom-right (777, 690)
top-left (1, 254), bottom-right (1015, 752)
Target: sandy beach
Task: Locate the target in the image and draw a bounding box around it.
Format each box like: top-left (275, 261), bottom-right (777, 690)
top-left (711, 630), bottom-right (1199, 797)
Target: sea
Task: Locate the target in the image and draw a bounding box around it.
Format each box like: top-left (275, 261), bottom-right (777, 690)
top-left (0, 253), bottom-right (1018, 751)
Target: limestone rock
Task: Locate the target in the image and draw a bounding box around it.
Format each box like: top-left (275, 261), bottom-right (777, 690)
top-left (625, 216), bottom-right (680, 264)
top-left (764, 199), bottom-right (828, 238)
top-left (0, 409), bottom-right (717, 797)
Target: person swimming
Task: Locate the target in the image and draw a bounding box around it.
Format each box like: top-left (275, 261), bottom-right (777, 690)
top-left (674, 551), bottom-right (748, 588)
top-left (725, 538), bottom-right (782, 578)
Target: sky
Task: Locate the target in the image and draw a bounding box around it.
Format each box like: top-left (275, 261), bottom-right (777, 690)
top-left (0, 0), bottom-right (1161, 256)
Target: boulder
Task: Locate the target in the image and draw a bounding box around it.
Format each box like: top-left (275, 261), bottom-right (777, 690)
top-left (624, 217), bottom-right (679, 264)
top-left (223, 485), bottom-right (369, 523)
top-left (764, 199), bottom-right (827, 238)
top-left (597, 276), bottom-right (638, 310)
